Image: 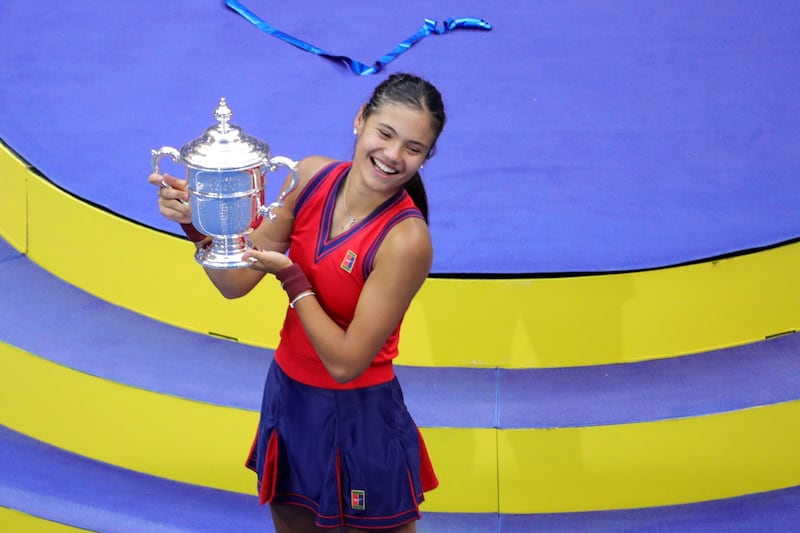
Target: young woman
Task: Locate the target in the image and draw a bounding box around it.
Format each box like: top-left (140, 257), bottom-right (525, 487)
top-left (149, 73), bottom-right (445, 532)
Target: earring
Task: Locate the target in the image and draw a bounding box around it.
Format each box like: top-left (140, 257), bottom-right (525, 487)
top-left (353, 128), bottom-right (357, 135)
top-left (419, 164), bottom-right (424, 170)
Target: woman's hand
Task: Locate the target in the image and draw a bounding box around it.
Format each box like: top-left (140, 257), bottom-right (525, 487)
top-left (147, 172), bottom-right (191, 224)
top-left (243, 247), bottom-right (293, 275)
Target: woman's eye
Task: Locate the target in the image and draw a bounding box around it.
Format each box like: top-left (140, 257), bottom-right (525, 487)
top-left (378, 130), bottom-right (391, 139)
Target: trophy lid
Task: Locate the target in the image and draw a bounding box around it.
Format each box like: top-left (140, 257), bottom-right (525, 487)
top-left (179, 98), bottom-right (271, 171)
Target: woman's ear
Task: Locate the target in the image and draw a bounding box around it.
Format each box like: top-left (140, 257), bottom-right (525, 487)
top-left (353, 104), bottom-right (367, 132)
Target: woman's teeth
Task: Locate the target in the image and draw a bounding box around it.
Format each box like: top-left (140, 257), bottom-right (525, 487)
top-left (373, 158), bottom-right (398, 175)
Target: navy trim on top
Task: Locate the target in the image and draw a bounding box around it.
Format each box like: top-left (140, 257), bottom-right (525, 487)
top-left (314, 168), bottom-right (408, 265)
top-left (361, 207), bottom-right (424, 279)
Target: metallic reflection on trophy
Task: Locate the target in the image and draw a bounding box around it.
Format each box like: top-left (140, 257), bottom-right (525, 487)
top-left (151, 98), bottom-right (298, 269)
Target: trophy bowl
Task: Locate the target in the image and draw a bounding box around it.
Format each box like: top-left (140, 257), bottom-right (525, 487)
top-left (151, 98), bottom-right (298, 269)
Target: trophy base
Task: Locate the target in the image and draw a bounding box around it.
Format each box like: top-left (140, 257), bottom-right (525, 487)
top-left (195, 238), bottom-right (254, 269)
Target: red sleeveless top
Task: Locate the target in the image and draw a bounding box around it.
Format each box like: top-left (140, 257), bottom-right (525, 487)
top-left (274, 162), bottom-right (424, 389)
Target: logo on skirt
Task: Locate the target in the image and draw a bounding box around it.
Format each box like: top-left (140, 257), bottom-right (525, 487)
top-left (351, 489), bottom-right (366, 511)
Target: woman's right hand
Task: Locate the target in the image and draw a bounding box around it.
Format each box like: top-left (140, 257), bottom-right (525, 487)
top-left (148, 172), bottom-right (192, 224)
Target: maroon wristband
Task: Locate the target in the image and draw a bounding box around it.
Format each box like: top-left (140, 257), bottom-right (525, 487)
top-left (275, 263), bottom-right (312, 301)
top-left (180, 223), bottom-right (207, 243)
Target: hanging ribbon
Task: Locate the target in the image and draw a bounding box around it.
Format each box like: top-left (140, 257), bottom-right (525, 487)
top-left (225, 0), bottom-right (492, 76)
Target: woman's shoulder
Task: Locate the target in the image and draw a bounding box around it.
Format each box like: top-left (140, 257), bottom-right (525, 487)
top-left (376, 215), bottom-right (432, 268)
top-left (297, 155), bottom-right (340, 180)
top-left (287, 156), bottom-right (341, 202)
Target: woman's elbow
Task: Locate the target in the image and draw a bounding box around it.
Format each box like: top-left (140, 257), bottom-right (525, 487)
top-left (215, 284), bottom-right (251, 300)
top-left (204, 270), bottom-right (261, 300)
top-left (220, 290), bottom-right (245, 300)
top-left (328, 367), bottom-right (357, 385)
top-left (326, 362), bottom-right (368, 385)
top-left (208, 277), bottom-right (254, 299)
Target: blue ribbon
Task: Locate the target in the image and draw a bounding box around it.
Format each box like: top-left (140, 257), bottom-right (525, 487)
top-left (225, 0), bottom-right (492, 76)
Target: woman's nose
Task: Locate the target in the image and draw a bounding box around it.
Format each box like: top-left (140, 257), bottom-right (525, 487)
top-left (384, 142), bottom-right (402, 161)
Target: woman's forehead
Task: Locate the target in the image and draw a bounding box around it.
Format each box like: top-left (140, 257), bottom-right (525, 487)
top-left (365, 102), bottom-right (436, 141)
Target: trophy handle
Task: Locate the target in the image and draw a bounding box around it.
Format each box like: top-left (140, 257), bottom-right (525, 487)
top-left (260, 156), bottom-right (300, 222)
top-left (151, 146), bottom-right (181, 181)
top-left (151, 147), bottom-right (188, 205)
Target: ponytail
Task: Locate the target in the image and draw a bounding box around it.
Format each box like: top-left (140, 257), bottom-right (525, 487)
top-left (404, 171), bottom-right (429, 224)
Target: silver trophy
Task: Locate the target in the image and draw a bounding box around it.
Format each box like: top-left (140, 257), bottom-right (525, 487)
top-left (151, 98), bottom-right (298, 269)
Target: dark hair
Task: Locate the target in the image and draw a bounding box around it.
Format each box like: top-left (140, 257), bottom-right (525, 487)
top-left (361, 73), bottom-right (446, 223)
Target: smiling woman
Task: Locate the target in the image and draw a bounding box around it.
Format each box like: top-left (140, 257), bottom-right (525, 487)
top-left (149, 72), bottom-right (446, 533)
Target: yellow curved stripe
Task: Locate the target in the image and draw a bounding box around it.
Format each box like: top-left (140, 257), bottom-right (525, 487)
top-left (408, 247), bottom-right (800, 368)
top-left (3, 340), bottom-right (799, 513)
top-left (3, 147), bottom-right (799, 368)
top-left (0, 341), bottom-right (257, 495)
top-left (0, 143), bottom-right (28, 253)
top-left (0, 342), bottom-right (497, 513)
top-left (498, 401), bottom-right (800, 513)
top-left (0, 508), bottom-right (88, 532)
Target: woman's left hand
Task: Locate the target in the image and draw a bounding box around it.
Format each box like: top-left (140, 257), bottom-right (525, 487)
top-left (243, 247), bottom-right (293, 274)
